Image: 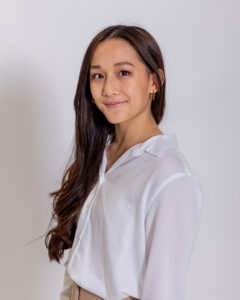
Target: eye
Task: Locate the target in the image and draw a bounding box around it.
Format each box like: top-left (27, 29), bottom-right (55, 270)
top-left (91, 73), bottom-right (103, 80)
top-left (119, 70), bottom-right (130, 76)
top-left (90, 70), bottom-right (131, 80)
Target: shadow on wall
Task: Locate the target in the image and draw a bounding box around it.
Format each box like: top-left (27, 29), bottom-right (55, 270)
top-left (0, 57), bottom-right (67, 300)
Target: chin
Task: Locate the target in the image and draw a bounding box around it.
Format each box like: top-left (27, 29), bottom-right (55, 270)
top-left (104, 115), bottom-right (128, 125)
top-left (106, 118), bottom-right (123, 125)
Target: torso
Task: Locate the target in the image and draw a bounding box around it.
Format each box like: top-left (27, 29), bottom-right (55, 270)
top-left (78, 131), bottom-right (164, 299)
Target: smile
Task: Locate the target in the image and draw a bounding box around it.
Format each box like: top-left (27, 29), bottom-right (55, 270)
top-left (105, 101), bottom-right (127, 108)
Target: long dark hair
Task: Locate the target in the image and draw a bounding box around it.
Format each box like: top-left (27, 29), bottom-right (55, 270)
top-left (45, 24), bottom-right (166, 263)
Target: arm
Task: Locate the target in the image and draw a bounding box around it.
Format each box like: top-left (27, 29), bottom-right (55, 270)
top-left (60, 248), bottom-right (74, 300)
top-left (142, 173), bottom-right (203, 300)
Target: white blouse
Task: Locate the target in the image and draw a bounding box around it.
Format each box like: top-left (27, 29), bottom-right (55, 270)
top-left (60, 132), bottom-right (204, 300)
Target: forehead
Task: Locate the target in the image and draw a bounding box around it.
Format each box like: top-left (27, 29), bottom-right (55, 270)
top-left (90, 38), bottom-right (142, 66)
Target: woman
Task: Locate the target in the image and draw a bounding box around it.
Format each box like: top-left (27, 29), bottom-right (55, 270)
top-left (45, 24), bottom-right (204, 300)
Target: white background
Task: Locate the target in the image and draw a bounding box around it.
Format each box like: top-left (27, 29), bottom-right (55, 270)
top-left (0, 0), bottom-right (239, 299)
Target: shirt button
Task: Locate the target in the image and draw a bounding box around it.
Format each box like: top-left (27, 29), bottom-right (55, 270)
top-left (87, 203), bottom-right (91, 209)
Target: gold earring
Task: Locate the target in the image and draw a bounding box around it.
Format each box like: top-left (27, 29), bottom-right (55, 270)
top-left (91, 98), bottom-right (95, 103)
top-left (151, 92), bottom-right (156, 101)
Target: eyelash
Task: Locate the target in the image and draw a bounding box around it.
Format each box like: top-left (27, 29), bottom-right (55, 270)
top-left (91, 70), bottom-right (131, 80)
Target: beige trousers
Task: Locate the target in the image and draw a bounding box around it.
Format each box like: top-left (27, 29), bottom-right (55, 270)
top-left (70, 282), bottom-right (139, 300)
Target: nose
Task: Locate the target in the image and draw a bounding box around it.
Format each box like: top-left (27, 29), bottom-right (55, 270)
top-left (102, 74), bottom-right (119, 97)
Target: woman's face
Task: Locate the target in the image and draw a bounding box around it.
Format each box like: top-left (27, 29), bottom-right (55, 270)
top-left (89, 38), bottom-right (158, 125)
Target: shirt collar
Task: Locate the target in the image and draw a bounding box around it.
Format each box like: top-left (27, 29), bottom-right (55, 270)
top-left (106, 132), bottom-right (178, 155)
top-left (100, 132), bottom-right (179, 176)
top-left (142, 133), bottom-right (179, 157)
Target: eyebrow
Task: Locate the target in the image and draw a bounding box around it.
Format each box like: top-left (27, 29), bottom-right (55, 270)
top-left (89, 61), bottom-right (135, 70)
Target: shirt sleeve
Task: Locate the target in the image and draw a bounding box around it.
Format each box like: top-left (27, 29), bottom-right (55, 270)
top-left (60, 249), bottom-right (74, 300)
top-left (142, 173), bottom-right (204, 300)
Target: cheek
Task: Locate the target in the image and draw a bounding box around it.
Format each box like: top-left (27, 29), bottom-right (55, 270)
top-left (122, 79), bottom-right (140, 97)
top-left (90, 83), bottom-right (101, 100)
top-left (123, 85), bottom-right (134, 97)
top-left (124, 80), bottom-right (149, 104)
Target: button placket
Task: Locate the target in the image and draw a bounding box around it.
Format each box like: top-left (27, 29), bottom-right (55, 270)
top-left (72, 148), bottom-right (107, 247)
top-left (79, 179), bottom-right (101, 232)
top-left (68, 174), bottom-right (105, 271)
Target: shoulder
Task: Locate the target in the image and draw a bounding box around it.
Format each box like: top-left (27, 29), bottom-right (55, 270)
top-left (143, 148), bottom-right (204, 205)
top-left (144, 147), bottom-right (194, 182)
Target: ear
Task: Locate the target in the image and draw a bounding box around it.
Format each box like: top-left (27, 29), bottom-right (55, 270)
top-left (158, 68), bottom-right (165, 86)
top-left (149, 68), bottom-right (165, 93)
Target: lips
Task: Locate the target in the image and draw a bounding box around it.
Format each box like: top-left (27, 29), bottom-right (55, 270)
top-left (105, 100), bottom-right (127, 108)
top-left (106, 101), bottom-right (126, 105)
